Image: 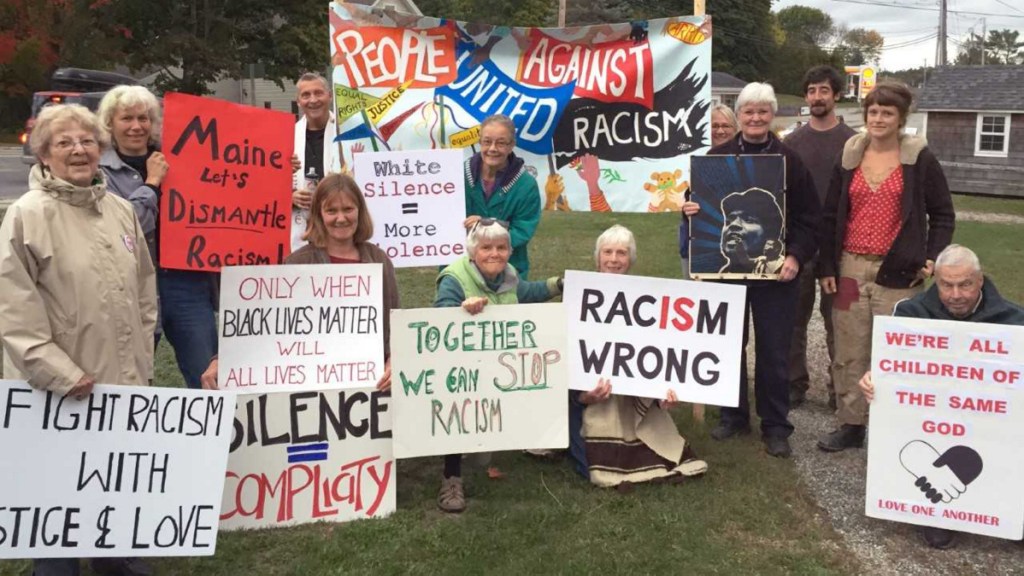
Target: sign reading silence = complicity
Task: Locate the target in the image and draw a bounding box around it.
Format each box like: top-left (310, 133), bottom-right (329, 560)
top-left (389, 303), bottom-right (568, 458)
top-left (562, 271), bottom-right (746, 405)
top-left (866, 316), bottom-right (1024, 540)
top-left (160, 93), bottom-right (295, 272)
top-left (0, 382), bottom-right (236, 558)
top-left (217, 264), bottom-right (385, 394)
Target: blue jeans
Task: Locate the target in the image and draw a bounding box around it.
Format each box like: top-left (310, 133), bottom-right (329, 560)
top-left (158, 268), bottom-right (218, 389)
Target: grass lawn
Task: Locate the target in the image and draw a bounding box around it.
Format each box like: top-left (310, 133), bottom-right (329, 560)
top-left (953, 193), bottom-right (1024, 218)
top-left (2, 206), bottom-right (1021, 576)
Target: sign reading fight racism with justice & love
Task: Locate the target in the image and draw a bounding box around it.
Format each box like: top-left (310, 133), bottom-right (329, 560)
top-left (160, 93), bottom-right (295, 272)
top-left (0, 382), bottom-right (235, 558)
top-left (866, 317), bottom-right (1024, 539)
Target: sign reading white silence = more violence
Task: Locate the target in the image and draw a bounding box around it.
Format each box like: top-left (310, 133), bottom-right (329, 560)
top-left (217, 264), bottom-right (384, 394)
top-left (0, 381), bottom-right (235, 558)
top-left (866, 316), bottom-right (1024, 540)
top-left (389, 303), bottom-right (567, 458)
top-left (354, 149), bottom-right (466, 268)
top-left (220, 387), bottom-right (394, 531)
top-left (563, 271), bottom-right (746, 404)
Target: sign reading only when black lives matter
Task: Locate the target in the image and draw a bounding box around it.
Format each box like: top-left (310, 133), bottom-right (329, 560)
top-left (0, 381), bottom-right (235, 558)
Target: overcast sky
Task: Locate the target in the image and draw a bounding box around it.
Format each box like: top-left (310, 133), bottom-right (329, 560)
top-left (772, 0), bottom-right (1024, 70)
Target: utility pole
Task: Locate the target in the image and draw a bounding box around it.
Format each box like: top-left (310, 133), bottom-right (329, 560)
top-left (558, 0), bottom-right (565, 27)
top-left (938, 0), bottom-right (947, 66)
top-left (981, 18), bottom-right (987, 65)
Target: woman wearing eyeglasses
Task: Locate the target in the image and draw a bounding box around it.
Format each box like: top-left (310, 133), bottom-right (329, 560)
top-left (463, 114), bottom-right (542, 280)
top-left (0, 104), bottom-right (157, 576)
top-left (434, 218), bottom-right (563, 513)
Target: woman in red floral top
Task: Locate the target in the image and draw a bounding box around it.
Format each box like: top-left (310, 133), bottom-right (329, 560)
top-left (817, 82), bottom-right (955, 452)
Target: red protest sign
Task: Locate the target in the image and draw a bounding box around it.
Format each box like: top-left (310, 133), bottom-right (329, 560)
top-left (160, 92), bottom-right (294, 271)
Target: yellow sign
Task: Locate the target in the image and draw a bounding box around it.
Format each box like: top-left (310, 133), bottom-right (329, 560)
top-left (334, 85), bottom-right (379, 123)
top-left (450, 125), bottom-right (481, 148)
top-left (365, 81), bottom-right (413, 125)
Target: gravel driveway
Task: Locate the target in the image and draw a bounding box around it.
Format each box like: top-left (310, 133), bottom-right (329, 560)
top-left (789, 300), bottom-right (1024, 576)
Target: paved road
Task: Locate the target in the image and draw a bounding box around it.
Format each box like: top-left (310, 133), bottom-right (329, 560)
top-left (0, 146), bottom-right (29, 202)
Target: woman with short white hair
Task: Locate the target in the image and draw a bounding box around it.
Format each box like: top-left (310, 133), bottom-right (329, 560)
top-left (681, 82), bottom-right (821, 458)
top-left (569, 225), bottom-right (708, 487)
top-left (433, 219), bottom-right (563, 513)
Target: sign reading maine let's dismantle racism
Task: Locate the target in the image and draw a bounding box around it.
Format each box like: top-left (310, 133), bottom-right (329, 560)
top-left (160, 93), bottom-right (294, 271)
top-left (0, 381), bottom-right (235, 558)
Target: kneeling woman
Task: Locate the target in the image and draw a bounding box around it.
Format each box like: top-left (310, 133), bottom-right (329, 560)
top-left (570, 225), bottom-right (707, 487)
top-left (435, 219), bottom-right (563, 513)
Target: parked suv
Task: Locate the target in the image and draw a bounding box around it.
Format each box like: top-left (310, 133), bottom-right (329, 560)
top-left (20, 68), bottom-right (138, 164)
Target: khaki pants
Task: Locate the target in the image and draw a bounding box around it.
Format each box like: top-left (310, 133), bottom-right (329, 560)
top-left (831, 252), bottom-right (921, 426)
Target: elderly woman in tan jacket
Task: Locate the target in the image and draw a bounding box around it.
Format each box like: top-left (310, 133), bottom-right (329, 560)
top-left (0, 103), bottom-right (157, 575)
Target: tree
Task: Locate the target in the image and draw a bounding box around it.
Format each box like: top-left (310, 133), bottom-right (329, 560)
top-left (109, 0), bottom-right (327, 95)
top-left (986, 29), bottom-right (1023, 65)
top-left (833, 27), bottom-right (883, 66)
top-left (415, 0), bottom-right (554, 27)
top-left (776, 5), bottom-right (833, 47)
top-left (564, 0), bottom-right (631, 26)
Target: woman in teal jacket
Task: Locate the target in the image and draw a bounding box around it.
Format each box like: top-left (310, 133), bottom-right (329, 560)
top-left (462, 114), bottom-right (541, 279)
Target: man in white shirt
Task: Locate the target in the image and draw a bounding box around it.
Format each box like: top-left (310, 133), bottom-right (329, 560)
top-left (291, 72), bottom-right (338, 252)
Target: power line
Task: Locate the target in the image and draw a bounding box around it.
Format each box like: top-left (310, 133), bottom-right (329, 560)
top-left (992, 0), bottom-right (1024, 15)
top-left (830, 0), bottom-right (1024, 20)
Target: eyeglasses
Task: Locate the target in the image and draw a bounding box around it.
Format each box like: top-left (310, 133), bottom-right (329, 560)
top-left (473, 217), bottom-right (509, 231)
top-left (53, 138), bottom-right (99, 152)
top-left (480, 139), bottom-right (513, 150)
top-left (711, 123), bottom-right (734, 131)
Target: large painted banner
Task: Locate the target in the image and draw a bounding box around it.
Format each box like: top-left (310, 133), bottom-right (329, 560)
top-left (0, 381), bottom-right (236, 558)
top-left (688, 155), bottom-right (787, 280)
top-left (353, 149), bottom-right (467, 267)
top-left (329, 3), bottom-right (712, 212)
top-left (563, 271), bottom-right (746, 405)
top-left (865, 317), bottom-right (1024, 539)
top-left (220, 388), bottom-right (394, 530)
top-left (218, 264), bottom-right (385, 393)
top-left (161, 93), bottom-right (295, 271)
top-left (390, 303), bottom-right (567, 457)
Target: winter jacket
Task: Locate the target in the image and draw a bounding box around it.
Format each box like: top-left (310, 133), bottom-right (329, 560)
top-left (0, 165), bottom-right (158, 394)
top-left (285, 242), bottom-right (399, 359)
top-left (435, 256), bottom-right (560, 308)
top-left (894, 277), bottom-right (1024, 325)
top-left (819, 133), bottom-right (956, 289)
top-left (464, 153), bottom-right (541, 279)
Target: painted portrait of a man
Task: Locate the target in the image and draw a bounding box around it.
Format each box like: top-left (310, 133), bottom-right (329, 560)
top-left (719, 188), bottom-right (785, 275)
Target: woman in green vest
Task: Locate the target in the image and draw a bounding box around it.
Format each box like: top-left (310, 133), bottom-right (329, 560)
top-left (434, 218), bottom-right (562, 513)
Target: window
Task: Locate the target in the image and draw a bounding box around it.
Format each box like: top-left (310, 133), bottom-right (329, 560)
top-left (975, 113), bottom-right (1010, 157)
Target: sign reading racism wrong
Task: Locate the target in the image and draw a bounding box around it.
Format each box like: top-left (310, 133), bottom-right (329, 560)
top-left (688, 155), bottom-right (787, 280)
top-left (218, 264), bottom-right (385, 393)
top-left (220, 388), bottom-right (394, 530)
top-left (865, 316), bottom-right (1024, 539)
top-left (328, 3), bottom-right (712, 212)
top-left (161, 93), bottom-right (294, 271)
top-left (353, 149), bottom-right (467, 267)
top-left (389, 303), bottom-right (568, 458)
top-left (563, 271), bottom-right (746, 405)
top-left (0, 381), bottom-right (236, 558)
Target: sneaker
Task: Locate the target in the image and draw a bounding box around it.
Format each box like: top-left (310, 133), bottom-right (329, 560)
top-left (763, 436), bottom-right (792, 458)
top-left (437, 476), bottom-right (466, 513)
top-left (817, 424), bottom-right (866, 452)
top-left (90, 557), bottom-right (154, 576)
top-left (921, 526), bottom-right (957, 549)
top-left (710, 421), bottom-right (751, 440)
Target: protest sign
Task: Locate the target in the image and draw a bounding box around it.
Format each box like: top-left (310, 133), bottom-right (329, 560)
top-left (390, 303), bottom-right (567, 457)
top-left (353, 149), bottom-right (466, 267)
top-left (217, 264), bottom-right (385, 393)
top-left (688, 155), bottom-right (787, 280)
top-left (563, 270), bottom-right (745, 405)
top-left (220, 388), bottom-right (394, 530)
top-left (0, 381), bottom-right (235, 558)
top-left (865, 316), bottom-right (1024, 539)
top-left (328, 3), bottom-right (712, 212)
top-left (160, 92), bottom-right (294, 271)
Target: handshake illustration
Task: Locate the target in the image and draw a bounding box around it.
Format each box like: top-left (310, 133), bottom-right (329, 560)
top-left (899, 440), bottom-right (984, 504)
